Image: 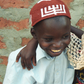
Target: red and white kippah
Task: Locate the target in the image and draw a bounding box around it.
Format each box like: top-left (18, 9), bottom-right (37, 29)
top-left (30, 0), bottom-right (71, 26)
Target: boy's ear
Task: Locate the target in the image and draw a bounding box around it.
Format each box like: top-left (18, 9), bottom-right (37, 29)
top-left (31, 28), bottom-right (37, 39)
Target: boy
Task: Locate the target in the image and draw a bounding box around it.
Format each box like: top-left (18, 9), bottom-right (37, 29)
top-left (3, 0), bottom-right (84, 84)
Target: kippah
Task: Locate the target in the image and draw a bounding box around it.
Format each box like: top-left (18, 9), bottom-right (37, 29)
top-left (30, 0), bottom-right (71, 26)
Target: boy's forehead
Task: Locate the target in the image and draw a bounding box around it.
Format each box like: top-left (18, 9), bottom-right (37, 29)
top-left (30, 0), bottom-right (71, 27)
top-left (36, 16), bottom-right (70, 30)
top-left (36, 18), bottom-right (71, 38)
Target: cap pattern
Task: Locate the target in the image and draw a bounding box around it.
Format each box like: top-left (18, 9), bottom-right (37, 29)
top-left (41, 4), bottom-right (66, 17)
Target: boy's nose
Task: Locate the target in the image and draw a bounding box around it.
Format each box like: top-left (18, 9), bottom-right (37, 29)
top-left (52, 41), bottom-right (62, 48)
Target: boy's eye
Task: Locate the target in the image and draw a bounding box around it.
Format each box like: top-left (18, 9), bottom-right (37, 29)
top-left (62, 35), bottom-right (69, 39)
top-left (44, 38), bottom-right (52, 42)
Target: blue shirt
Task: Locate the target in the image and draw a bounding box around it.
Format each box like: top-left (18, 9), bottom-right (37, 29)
top-left (3, 45), bottom-right (75, 84)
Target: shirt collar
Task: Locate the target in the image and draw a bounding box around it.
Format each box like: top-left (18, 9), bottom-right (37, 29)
top-left (36, 44), bottom-right (67, 63)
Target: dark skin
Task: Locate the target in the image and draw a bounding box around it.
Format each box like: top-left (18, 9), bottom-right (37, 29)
top-left (32, 16), bottom-right (71, 57)
top-left (16, 18), bottom-right (84, 70)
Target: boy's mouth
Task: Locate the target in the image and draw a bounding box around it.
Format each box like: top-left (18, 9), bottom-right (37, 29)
top-left (51, 49), bottom-right (61, 53)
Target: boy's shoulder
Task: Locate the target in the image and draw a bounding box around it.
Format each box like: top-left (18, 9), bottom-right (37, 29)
top-left (8, 46), bottom-right (26, 67)
top-left (9, 46), bottom-right (25, 60)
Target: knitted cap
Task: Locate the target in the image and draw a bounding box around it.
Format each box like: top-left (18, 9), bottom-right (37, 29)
top-left (30, 0), bottom-right (71, 26)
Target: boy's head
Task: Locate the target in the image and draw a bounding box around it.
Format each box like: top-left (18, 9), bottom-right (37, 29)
top-left (30, 0), bottom-right (71, 57)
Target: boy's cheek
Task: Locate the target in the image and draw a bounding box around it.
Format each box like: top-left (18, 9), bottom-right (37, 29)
top-left (39, 41), bottom-right (50, 49)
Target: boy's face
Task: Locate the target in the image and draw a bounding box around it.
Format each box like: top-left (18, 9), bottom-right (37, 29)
top-left (31, 16), bottom-right (71, 57)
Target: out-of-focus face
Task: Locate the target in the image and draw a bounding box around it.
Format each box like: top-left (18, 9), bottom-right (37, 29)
top-left (31, 16), bottom-right (71, 57)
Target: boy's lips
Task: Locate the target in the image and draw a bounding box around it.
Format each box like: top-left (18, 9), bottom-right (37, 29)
top-left (51, 49), bottom-right (61, 53)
